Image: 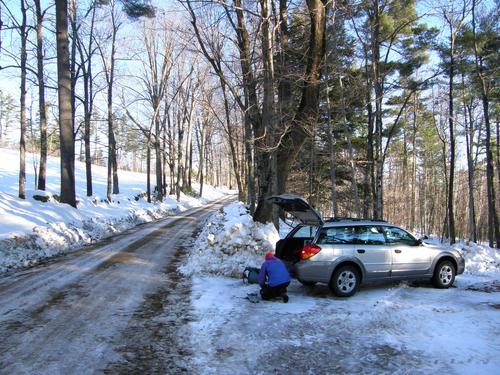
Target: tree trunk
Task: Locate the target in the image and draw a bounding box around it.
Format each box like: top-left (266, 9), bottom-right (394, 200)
top-left (198, 123), bottom-right (205, 198)
top-left (410, 92), bottom-right (418, 230)
top-left (472, 0), bottom-right (499, 248)
top-left (243, 98), bottom-right (255, 212)
top-left (84, 6), bottom-right (96, 197)
top-left (176, 107), bottom-right (184, 201)
top-left (402, 124), bottom-right (409, 226)
top-left (462, 75), bottom-right (477, 243)
top-left (168, 111), bottom-right (176, 195)
top-left (35, 0), bottom-right (47, 191)
top-left (83, 75), bottom-right (93, 196)
top-left (146, 141), bottom-right (151, 203)
top-left (325, 81), bottom-right (338, 217)
top-left (340, 77), bottom-right (361, 217)
top-left (106, 6), bottom-right (119, 200)
top-left (229, 0), bottom-right (259, 210)
top-left (275, 0), bottom-right (328, 198)
top-left (153, 107), bottom-right (163, 200)
top-left (277, 0), bottom-right (293, 125)
top-left (364, 82), bottom-right (375, 219)
top-left (447, 31), bottom-right (456, 244)
top-left (162, 111), bottom-right (168, 197)
top-left (253, 0), bottom-right (277, 224)
top-left (220, 81), bottom-right (243, 200)
top-left (183, 113), bottom-right (193, 192)
top-left (69, 0), bottom-right (77, 147)
top-left (496, 117), bottom-right (500, 194)
top-left (372, 0), bottom-right (384, 220)
top-left (56, 0), bottom-right (76, 207)
top-left (441, 136), bottom-right (449, 242)
top-left (18, 0), bottom-right (27, 199)
top-left (181, 89), bottom-right (195, 193)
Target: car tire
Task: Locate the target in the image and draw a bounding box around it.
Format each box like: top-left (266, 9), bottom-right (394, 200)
top-left (298, 279), bottom-right (317, 287)
top-left (433, 260), bottom-right (456, 289)
top-left (330, 265), bottom-right (360, 297)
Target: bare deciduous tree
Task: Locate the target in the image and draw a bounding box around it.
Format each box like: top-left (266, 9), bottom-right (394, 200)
top-left (56, 0), bottom-right (76, 207)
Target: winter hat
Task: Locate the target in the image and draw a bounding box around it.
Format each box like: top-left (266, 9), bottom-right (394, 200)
top-left (265, 252), bottom-right (274, 260)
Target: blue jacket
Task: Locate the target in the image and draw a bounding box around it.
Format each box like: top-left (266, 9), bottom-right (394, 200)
top-left (258, 255), bottom-right (291, 287)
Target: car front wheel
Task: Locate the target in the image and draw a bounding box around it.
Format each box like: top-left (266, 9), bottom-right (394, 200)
top-left (330, 265), bottom-right (360, 297)
top-left (433, 260), bottom-right (456, 289)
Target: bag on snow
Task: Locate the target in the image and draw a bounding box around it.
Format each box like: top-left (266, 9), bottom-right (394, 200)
top-left (242, 267), bottom-right (260, 284)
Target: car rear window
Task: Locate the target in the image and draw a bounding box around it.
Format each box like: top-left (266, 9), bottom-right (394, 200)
top-left (292, 225), bottom-right (318, 238)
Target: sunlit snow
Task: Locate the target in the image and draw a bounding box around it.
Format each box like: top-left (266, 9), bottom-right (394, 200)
top-left (184, 203), bottom-right (500, 374)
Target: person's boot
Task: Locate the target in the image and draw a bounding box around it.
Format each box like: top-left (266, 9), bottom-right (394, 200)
top-left (283, 294), bottom-right (289, 303)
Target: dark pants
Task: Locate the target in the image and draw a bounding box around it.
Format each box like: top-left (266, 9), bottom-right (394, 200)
top-left (260, 282), bottom-right (290, 300)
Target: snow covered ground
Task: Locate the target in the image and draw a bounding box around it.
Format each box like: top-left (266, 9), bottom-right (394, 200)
top-left (183, 203), bottom-right (500, 374)
top-left (0, 148), bottom-right (233, 273)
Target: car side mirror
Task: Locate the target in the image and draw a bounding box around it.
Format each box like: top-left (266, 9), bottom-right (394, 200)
top-left (416, 235), bottom-right (429, 245)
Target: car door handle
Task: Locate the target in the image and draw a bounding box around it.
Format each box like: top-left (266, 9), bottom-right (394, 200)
top-left (394, 249), bottom-right (402, 253)
top-left (357, 249), bottom-right (366, 254)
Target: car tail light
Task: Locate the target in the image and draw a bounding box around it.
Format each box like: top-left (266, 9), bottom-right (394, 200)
top-left (301, 244), bottom-right (321, 260)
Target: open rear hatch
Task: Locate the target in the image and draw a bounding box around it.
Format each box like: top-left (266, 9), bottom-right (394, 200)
top-left (268, 195), bottom-right (323, 269)
top-left (267, 194), bottom-right (323, 226)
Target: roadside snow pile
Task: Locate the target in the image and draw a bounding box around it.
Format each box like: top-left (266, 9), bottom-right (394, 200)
top-left (0, 192), bottom-right (180, 272)
top-left (179, 202), bottom-right (279, 278)
top-left (424, 236), bottom-right (499, 276)
top-left (457, 242), bottom-right (500, 275)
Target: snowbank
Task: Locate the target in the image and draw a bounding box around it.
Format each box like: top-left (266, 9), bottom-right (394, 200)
top-left (425, 236), bottom-right (500, 276)
top-left (179, 202), bottom-right (279, 278)
top-left (457, 242), bottom-right (500, 275)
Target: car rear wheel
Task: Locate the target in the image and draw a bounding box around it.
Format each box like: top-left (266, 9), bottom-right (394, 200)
top-left (433, 260), bottom-right (456, 289)
top-left (330, 265), bottom-right (360, 297)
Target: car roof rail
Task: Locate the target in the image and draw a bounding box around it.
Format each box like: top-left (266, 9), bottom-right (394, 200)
top-left (324, 217), bottom-right (387, 223)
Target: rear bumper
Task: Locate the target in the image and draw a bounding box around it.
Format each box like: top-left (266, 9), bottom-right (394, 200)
top-left (294, 261), bottom-right (333, 284)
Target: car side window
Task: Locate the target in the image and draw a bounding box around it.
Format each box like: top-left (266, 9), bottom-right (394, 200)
top-left (292, 225), bottom-right (318, 238)
top-left (382, 226), bottom-right (417, 246)
top-left (355, 226), bottom-right (385, 245)
top-left (317, 227), bottom-right (354, 244)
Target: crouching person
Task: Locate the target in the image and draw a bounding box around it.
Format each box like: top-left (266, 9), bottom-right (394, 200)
top-left (258, 252), bottom-right (291, 303)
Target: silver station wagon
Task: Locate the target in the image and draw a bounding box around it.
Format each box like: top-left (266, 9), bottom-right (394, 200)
top-left (269, 195), bottom-right (465, 297)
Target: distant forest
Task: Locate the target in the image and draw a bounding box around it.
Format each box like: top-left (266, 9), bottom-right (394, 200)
top-left (0, 0), bottom-right (498, 247)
